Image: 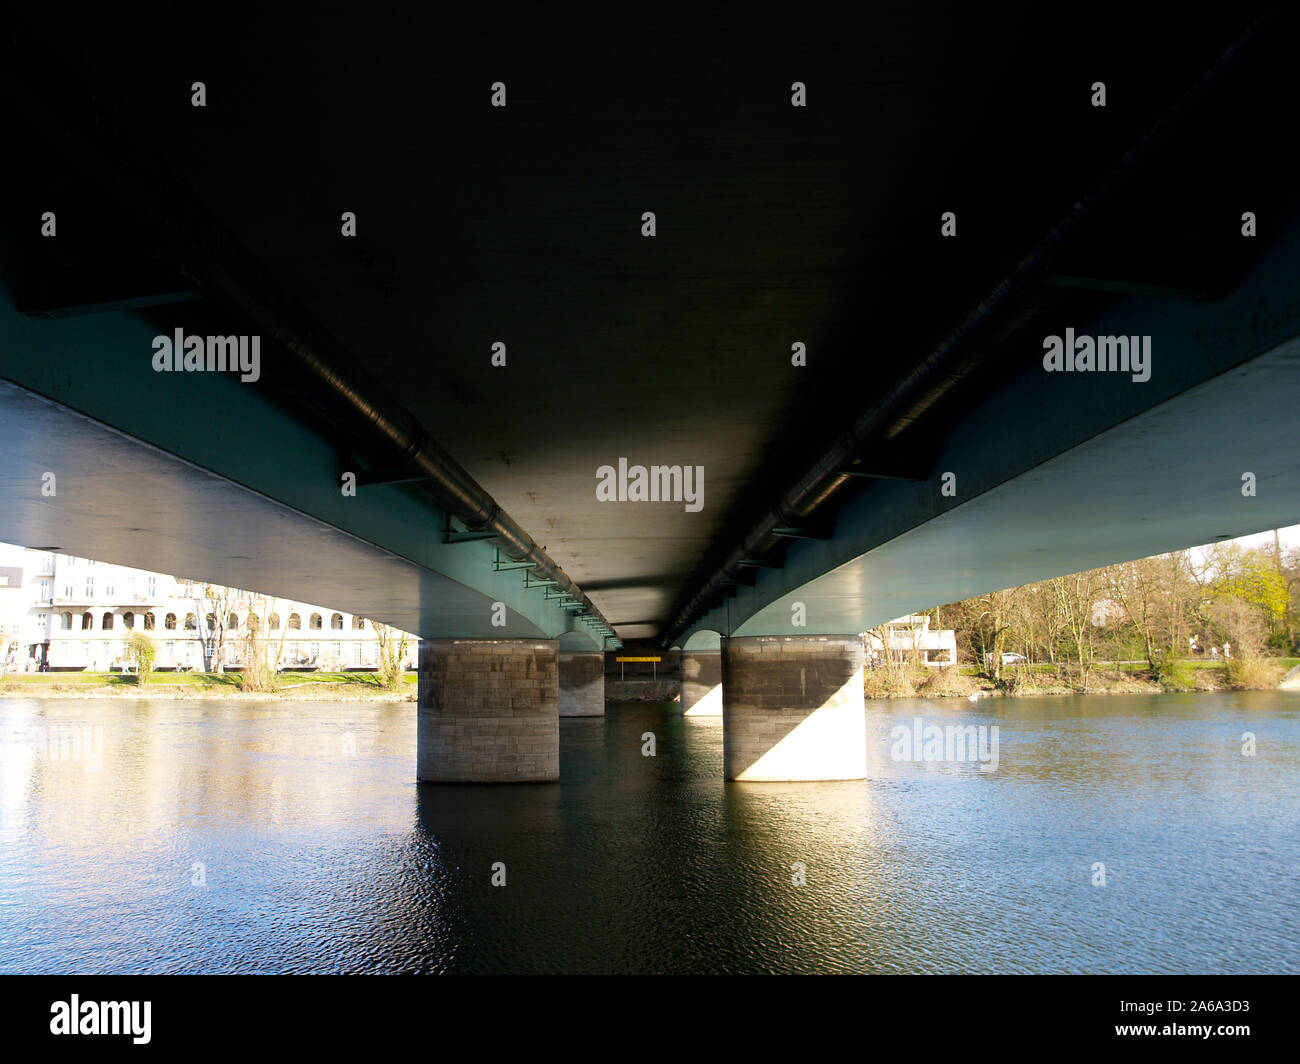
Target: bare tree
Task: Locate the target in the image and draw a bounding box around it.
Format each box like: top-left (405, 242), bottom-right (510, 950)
top-left (196, 582), bottom-right (237, 674)
top-left (370, 620), bottom-right (410, 691)
top-left (1051, 571), bottom-right (1100, 690)
top-left (1109, 558), bottom-right (1162, 669)
top-left (237, 594), bottom-right (296, 691)
top-left (974, 589), bottom-right (1014, 682)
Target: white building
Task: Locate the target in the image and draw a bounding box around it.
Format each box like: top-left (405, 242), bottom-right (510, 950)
top-left (865, 614), bottom-right (958, 667)
top-left (0, 544), bottom-right (416, 674)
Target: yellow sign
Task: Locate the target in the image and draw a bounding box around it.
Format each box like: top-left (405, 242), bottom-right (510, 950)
top-left (615, 656), bottom-right (661, 662)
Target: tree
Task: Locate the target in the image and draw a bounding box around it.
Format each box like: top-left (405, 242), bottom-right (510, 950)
top-left (1157, 550), bottom-right (1200, 661)
top-left (1202, 543), bottom-right (1289, 652)
top-left (198, 582), bottom-right (237, 674)
top-left (1205, 597), bottom-right (1267, 660)
top-left (236, 603), bottom-right (271, 692)
top-left (1108, 558), bottom-right (1162, 669)
top-left (236, 595), bottom-right (299, 692)
top-left (1281, 539), bottom-right (1300, 651)
top-left (1051, 570), bottom-right (1100, 690)
top-left (370, 621), bottom-right (410, 690)
top-left (125, 631), bottom-right (158, 687)
top-left (864, 623), bottom-right (925, 697)
top-left (906, 538), bottom-right (1290, 692)
top-left (973, 589), bottom-right (1014, 681)
top-left (267, 597), bottom-right (296, 675)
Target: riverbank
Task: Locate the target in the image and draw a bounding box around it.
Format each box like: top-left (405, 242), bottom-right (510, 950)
top-left (865, 658), bottom-right (1298, 699)
top-left (7, 663), bottom-right (1297, 703)
top-left (0, 671), bottom-right (417, 701)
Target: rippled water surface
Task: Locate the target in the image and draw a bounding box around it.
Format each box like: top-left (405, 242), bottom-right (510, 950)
top-left (1, 693), bottom-right (1297, 973)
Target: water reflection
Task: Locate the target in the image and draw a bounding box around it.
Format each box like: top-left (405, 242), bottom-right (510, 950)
top-left (0, 693), bottom-right (1296, 973)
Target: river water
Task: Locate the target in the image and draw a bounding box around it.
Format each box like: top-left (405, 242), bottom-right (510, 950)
top-left (0, 692), bottom-right (1296, 973)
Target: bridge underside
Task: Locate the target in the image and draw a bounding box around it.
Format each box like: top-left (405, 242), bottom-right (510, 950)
top-left (684, 253), bottom-right (1300, 643)
top-left (736, 335), bottom-right (1300, 638)
top-left (0, 379), bottom-right (566, 640)
top-left (2, 8), bottom-right (1299, 780)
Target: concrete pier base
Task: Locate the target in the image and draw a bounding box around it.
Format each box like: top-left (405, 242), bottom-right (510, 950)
top-left (559, 650), bottom-right (605, 716)
top-left (679, 649), bottom-right (722, 716)
top-left (417, 638), bottom-right (559, 782)
top-left (721, 635), bottom-right (866, 781)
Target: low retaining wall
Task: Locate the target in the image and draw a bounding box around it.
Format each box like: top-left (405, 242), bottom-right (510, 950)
top-left (605, 679), bottom-right (680, 703)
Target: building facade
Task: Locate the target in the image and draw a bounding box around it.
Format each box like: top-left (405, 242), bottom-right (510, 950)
top-left (0, 545), bottom-right (416, 674)
top-left (865, 614), bottom-right (959, 668)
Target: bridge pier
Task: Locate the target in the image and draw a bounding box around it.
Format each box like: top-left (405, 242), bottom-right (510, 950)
top-left (721, 635), bottom-right (867, 781)
top-left (559, 650), bottom-right (605, 717)
top-left (679, 649), bottom-right (722, 715)
top-left (417, 638), bottom-right (559, 782)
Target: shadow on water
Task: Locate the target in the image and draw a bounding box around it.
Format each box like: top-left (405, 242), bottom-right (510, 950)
top-left (1, 692), bottom-right (1297, 972)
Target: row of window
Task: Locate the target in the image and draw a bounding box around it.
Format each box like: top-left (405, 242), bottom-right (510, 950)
top-left (56, 576), bottom-right (159, 598)
top-left (57, 611), bottom-right (366, 632)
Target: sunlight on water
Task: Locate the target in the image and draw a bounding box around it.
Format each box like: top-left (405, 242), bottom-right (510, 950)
top-left (0, 693), bottom-right (1296, 973)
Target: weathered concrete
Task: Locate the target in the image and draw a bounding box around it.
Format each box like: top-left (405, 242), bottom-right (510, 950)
top-left (559, 650), bottom-right (605, 717)
top-left (679, 649), bottom-right (722, 716)
top-left (721, 635), bottom-right (866, 781)
top-left (417, 638), bottom-right (559, 782)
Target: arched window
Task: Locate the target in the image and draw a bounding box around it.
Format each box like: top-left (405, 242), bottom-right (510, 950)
top-left (81, 612), bottom-right (93, 630)
top-left (352, 616), bottom-right (365, 630)
top-left (206, 613), bottom-right (216, 632)
top-left (123, 612), bottom-right (135, 629)
top-left (269, 614), bottom-right (281, 631)
top-left (331, 613), bottom-right (343, 630)
top-left (144, 612), bottom-right (156, 630)
top-left (184, 614), bottom-right (197, 630)
top-left (309, 613), bottom-right (322, 630)
top-left (288, 613), bottom-right (301, 630)
top-left (228, 613), bottom-right (239, 630)
top-left (61, 612), bottom-right (72, 630)
top-left (102, 612), bottom-right (114, 630)
top-left (247, 613), bottom-right (259, 633)
top-left (165, 613), bottom-right (177, 630)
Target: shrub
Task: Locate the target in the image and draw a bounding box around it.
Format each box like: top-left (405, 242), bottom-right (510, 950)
top-left (124, 631), bottom-right (158, 687)
top-left (1225, 657), bottom-right (1284, 690)
top-left (864, 663), bottom-right (925, 699)
top-left (917, 666), bottom-right (977, 698)
top-left (1152, 658), bottom-right (1195, 692)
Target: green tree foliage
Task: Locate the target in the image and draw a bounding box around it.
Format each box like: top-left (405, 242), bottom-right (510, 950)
top-left (124, 631), bottom-right (158, 686)
top-left (1207, 544), bottom-right (1289, 627)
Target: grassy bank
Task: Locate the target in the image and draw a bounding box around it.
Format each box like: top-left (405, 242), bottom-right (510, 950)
top-left (865, 658), bottom-right (1297, 699)
top-left (0, 670), bottom-right (418, 701)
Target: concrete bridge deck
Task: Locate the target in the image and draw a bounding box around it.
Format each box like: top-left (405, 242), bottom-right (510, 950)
top-left (2, 6), bottom-right (1298, 780)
